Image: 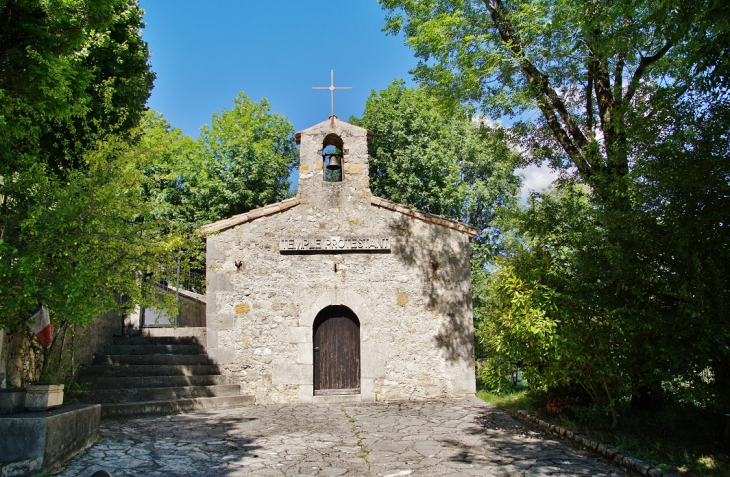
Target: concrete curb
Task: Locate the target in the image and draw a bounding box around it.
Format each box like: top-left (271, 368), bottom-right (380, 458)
top-left (515, 410), bottom-right (677, 477)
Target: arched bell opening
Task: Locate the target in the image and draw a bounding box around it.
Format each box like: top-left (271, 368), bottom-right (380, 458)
top-left (322, 133), bottom-right (344, 182)
top-left (312, 305), bottom-right (360, 395)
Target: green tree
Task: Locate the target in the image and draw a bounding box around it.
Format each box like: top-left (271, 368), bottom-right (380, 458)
top-left (134, 111), bottom-right (200, 230)
top-left (628, 95), bottom-right (730, 409)
top-left (384, 0), bottom-right (730, 415)
top-left (0, 0), bottom-right (152, 145)
top-left (0, 0), bottom-right (178, 372)
top-left (196, 93), bottom-right (298, 223)
top-left (478, 125), bottom-right (730, 418)
top-left (0, 135), bottom-right (184, 329)
top-left (380, 0), bottom-right (725, 200)
top-left (133, 100), bottom-right (298, 274)
top-left (351, 80), bottom-right (521, 245)
top-left (479, 184), bottom-right (639, 428)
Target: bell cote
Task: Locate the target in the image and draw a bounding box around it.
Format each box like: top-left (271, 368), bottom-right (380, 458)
top-left (295, 116), bottom-right (372, 205)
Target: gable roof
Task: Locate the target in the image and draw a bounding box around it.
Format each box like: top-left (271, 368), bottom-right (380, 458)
top-left (294, 115), bottom-right (372, 145)
top-left (198, 195), bottom-right (481, 239)
top-left (370, 196), bottom-right (481, 239)
top-left (198, 197), bottom-right (301, 235)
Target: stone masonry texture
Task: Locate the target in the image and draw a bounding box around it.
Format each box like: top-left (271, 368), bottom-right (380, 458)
top-left (56, 398), bottom-right (625, 476)
top-left (203, 117), bottom-right (477, 404)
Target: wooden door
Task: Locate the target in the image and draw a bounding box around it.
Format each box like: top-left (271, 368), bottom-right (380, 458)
top-left (313, 306), bottom-right (360, 395)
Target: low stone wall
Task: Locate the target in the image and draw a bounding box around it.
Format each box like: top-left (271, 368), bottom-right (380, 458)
top-left (0, 404), bottom-right (100, 475)
top-left (516, 410), bottom-right (677, 477)
top-left (73, 309), bottom-right (123, 367)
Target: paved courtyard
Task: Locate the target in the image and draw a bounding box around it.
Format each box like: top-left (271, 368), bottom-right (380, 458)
top-left (56, 397), bottom-right (625, 476)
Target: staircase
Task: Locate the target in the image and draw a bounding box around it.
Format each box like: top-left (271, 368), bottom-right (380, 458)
top-left (74, 332), bottom-right (254, 418)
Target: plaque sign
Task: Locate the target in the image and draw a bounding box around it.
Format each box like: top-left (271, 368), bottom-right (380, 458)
top-left (279, 236), bottom-right (391, 253)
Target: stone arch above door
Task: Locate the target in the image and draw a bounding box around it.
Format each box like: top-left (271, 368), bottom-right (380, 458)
top-left (281, 289), bottom-right (382, 403)
top-left (300, 289), bottom-right (371, 332)
top-left (313, 305), bottom-right (360, 395)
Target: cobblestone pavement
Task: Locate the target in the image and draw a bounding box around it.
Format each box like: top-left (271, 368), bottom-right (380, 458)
top-left (56, 397), bottom-right (625, 476)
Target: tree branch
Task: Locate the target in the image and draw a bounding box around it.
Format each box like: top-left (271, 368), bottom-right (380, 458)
top-left (614, 51), bottom-right (625, 104)
top-left (586, 33), bottom-right (615, 132)
top-left (484, 0), bottom-right (594, 178)
top-left (586, 74), bottom-right (594, 132)
top-left (624, 41), bottom-right (673, 104)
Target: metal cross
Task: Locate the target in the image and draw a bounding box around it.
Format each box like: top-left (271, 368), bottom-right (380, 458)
top-left (312, 70), bottom-right (352, 117)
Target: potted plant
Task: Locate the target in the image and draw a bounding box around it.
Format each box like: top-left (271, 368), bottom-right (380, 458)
top-left (23, 326), bottom-right (75, 412)
top-left (25, 383), bottom-right (64, 411)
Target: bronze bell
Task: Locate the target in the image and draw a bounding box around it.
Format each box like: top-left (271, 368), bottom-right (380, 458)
top-left (325, 153), bottom-right (341, 171)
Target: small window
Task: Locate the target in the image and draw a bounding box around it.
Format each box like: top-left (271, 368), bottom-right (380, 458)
top-left (323, 145), bottom-right (342, 182)
top-left (322, 133), bottom-right (344, 182)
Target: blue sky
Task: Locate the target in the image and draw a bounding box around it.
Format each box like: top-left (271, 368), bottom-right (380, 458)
top-left (139, 1), bottom-right (556, 197)
top-left (139, 1), bottom-right (418, 137)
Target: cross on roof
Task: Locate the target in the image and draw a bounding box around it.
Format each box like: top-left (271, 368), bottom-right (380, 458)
top-left (312, 70), bottom-right (352, 118)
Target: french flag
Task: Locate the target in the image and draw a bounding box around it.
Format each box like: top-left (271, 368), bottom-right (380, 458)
top-left (26, 304), bottom-right (52, 348)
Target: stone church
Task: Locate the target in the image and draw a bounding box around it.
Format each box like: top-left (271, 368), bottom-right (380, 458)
top-left (200, 115), bottom-right (479, 404)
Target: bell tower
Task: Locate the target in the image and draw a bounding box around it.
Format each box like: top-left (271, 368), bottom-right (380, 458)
top-left (295, 115), bottom-right (372, 206)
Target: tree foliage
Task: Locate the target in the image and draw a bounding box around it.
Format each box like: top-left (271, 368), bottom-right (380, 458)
top-left (137, 93), bottom-right (298, 228)
top-left (196, 93), bottom-right (298, 222)
top-left (380, 0), bottom-right (726, 198)
top-left (351, 80), bottom-right (521, 245)
top-left (476, 95), bottom-right (730, 416)
top-left (380, 0), bottom-right (730, 417)
top-left (0, 0), bottom-right (174, 336)
top-left (133, 97), bottom-right (298, 273)
top-left (0, 0), bottom-right (153, 146)
top-left (1, 138), bottom-right (186, 330)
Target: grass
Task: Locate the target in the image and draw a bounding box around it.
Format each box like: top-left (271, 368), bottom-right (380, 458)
top-left (477, 389), bottom-right (730, 476)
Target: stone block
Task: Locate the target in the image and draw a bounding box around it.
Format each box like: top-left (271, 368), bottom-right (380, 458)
top-left (208, 348), bottom-right (236, 365)
top-left (361, 378), bottom-right (374, 402)
top-left (208, 243), bottom-right (227, 261)
top-left (298, 342), bottom-right (313, 365)
top-left (25, 385), bottom-right (64, 411)
top-left (210, 273), bottom-right (233, 291)
top-left (289, 326), bottom-right (311, 344)
top-left (298, 385), bottom-right (313, 403)
top-left (207, 329), bottom-right (218, 349)
top-left (602, 444), bottom-right (618, 458)
top-left (0, 390), bottom-right (25, 415)
top-left (361, 343), bottom-right (384, 379)
top-left (312, 394), bottom-right (362, 404)
top-left (217, 314), bottom-right (235, 330)
top-left (272, 364), bottom-right (312, 385)
top-left (0, 404), bottom-right (100, 474)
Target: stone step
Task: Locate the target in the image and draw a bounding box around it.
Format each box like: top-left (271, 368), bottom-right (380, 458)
top-left (76, 384), bottom-right (242, 403)
top-left (79, 364), bottom-right (221, 377)
top-left (101, 395), bottom-right (255, 419)
top-left (140, 327), bottom-right (206, 340)
top-left (93, 354), bottom-right (213, 366)
top-left (103, 344), bottom-right (205, 355)
top-left (82, 374), bottom-right (229, 390)
top-left (112, 335), bottom-right (203, 346)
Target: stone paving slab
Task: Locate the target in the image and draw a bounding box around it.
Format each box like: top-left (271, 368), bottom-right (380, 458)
top-left (55, 397), bottom-right (626, 476)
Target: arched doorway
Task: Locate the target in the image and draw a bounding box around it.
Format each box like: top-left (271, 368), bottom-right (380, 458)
top-left (313, 305), bottom-right (360, 395)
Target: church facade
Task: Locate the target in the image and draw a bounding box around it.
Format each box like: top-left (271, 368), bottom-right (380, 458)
top-left (201, 117), bottom-right (478, 404)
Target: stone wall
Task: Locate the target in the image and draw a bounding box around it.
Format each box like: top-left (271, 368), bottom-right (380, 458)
top-left (73, 309), bottom-right (122, 367)
top-left (203, 117), bottom-right (477, 404)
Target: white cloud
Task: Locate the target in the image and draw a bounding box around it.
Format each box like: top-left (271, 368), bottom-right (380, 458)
top-left (517, 163), bottom-right (559, 200)
top-left (471, 114), bottom-right (500, 127)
